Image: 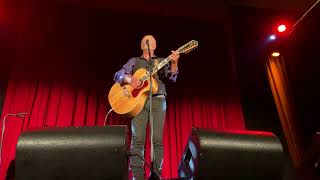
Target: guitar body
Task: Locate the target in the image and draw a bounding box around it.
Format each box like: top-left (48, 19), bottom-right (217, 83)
top-left (108, 68), bottom-right (158, 118)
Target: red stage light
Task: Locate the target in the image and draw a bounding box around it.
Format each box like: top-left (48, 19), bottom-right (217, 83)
top-left (277, 24), bottom-right (287, 33)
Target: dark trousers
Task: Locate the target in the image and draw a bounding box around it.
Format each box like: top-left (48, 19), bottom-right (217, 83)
top-left (130, 97), bottom-right (166, 180)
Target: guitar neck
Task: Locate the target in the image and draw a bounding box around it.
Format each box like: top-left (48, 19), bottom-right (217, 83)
top-left (151, 57), bottom-right (172, 76)
top-left (139, 39), bottom-right (198, 81)
top-left (140, 56), bottom-right (172, 81)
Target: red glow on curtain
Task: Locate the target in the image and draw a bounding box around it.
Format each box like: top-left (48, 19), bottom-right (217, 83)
top-left (0, 78), bottom-right (245, 179)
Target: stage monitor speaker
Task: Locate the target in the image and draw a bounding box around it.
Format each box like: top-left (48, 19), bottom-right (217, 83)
top-left (15, 126), bottom-right (128, 180)
top-left (178, 128), bottom-right (285, 180)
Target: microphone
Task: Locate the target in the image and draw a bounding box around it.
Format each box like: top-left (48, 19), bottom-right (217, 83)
top-left (146, 39), bottom-right (150, 49)
top-left (0, 112), bottom-right (27, 166)
top-left (145, 39), bottom-right (152, 62)
top-left (16, 112), bottom-right (27, 118)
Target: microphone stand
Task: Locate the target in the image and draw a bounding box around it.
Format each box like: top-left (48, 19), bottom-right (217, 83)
top-left (146, 41), bottom-right (160, 180)
top-left (0, 113), bottom-right (27, 168)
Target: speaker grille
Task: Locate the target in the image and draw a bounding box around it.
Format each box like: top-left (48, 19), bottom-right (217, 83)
top-left (16, 126), bottom-right (128, 180)
top-left (179, 128), bottom-right (285, 180)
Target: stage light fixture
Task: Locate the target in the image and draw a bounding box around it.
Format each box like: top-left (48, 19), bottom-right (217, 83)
top-left (277, 24), bottom-right (287, 33)
top-left (269, 35), bottom-right (277, 41)
top-left (272, 52), bottom-right (280, 57)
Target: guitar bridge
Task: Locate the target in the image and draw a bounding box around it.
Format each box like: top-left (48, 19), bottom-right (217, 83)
top-left (122, 86), bottom-right (131, 98)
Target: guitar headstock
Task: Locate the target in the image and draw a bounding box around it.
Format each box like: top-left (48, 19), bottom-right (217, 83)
top-left (177, 40), bottom-right (198, 54)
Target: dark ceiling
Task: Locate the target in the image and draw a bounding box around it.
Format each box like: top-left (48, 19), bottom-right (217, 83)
top-left (229, 0), bottom-right (317, 10)
top-left (57, 0), bottom-right (318, 10)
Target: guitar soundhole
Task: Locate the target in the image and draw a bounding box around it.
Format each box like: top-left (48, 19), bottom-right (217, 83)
top-left (131, 81), bottom-right (149, 97)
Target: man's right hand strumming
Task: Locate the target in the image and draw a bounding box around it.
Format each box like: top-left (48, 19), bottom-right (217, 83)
top-left (131, 77), bottom-right (142, 89)
top-left (125, 76), bottom-right (142, 89)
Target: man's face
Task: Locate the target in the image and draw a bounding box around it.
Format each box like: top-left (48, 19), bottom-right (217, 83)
top-left (141, 35), bottom-right (157, 50)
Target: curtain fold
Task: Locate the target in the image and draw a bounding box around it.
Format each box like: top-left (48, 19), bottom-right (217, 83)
top-left (266, 55), bottom-right (302, 167)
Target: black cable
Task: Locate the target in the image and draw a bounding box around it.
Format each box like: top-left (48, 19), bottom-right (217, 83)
top-left (128, 152), bottom-right (161, 178)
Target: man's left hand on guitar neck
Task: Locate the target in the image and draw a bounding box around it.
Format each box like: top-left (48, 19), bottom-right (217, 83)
top-left (169, 50), bottom-right (179, 73)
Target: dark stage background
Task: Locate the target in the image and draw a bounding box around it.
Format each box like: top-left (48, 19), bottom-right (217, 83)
top-left (3, 0), bottom-right (319, 179)
top-left (232, 4), bottom-right (320, 152)
top-left (232, 5), bottom-right (320, 179)
top-left (0, 1), bottom-right (245, 179)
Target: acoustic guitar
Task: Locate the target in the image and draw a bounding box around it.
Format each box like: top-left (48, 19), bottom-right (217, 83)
top-left (108, 40), bottom-right (198, 117)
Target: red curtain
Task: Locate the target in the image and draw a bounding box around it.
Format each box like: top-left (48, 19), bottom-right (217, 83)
top-left (0, 77), bottom-right (245, 179)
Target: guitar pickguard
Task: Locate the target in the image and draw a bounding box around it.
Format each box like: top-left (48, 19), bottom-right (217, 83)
top-left (131, 81), bottom-right (149, 97)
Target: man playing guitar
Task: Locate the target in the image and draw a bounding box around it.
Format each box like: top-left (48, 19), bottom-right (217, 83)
top-left (113, 35), bottom-right (180, 180)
